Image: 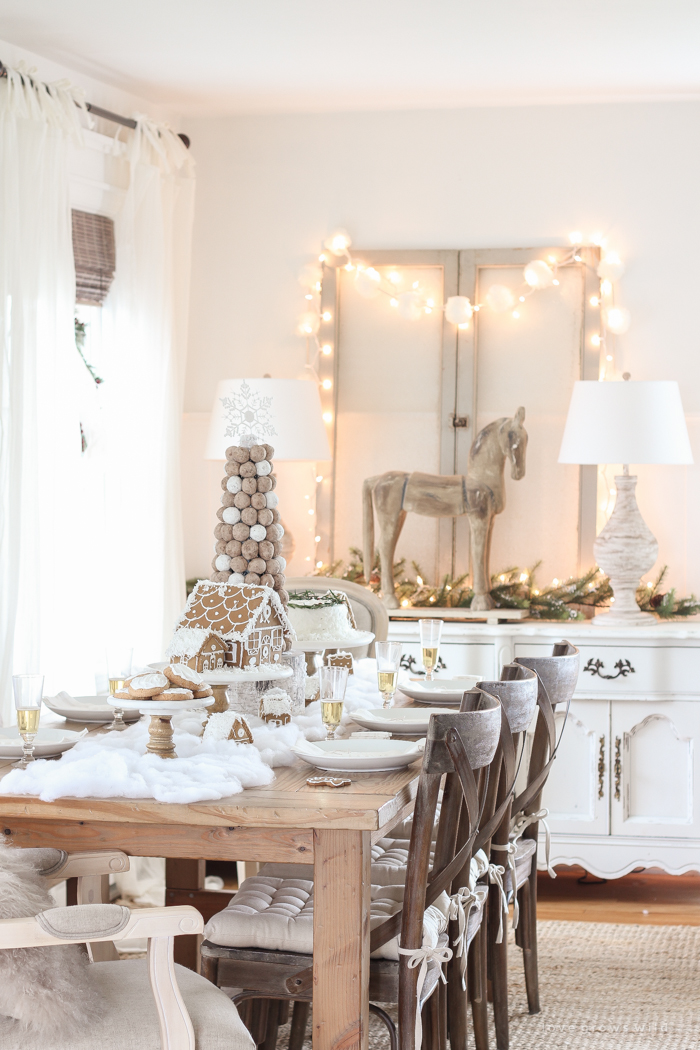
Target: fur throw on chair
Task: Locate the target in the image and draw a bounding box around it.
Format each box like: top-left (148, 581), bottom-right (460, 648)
top-left (0, 845), bottom-right (103, 1036)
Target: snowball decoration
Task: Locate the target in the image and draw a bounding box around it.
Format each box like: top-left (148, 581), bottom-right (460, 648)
top-left (597, 253), bottom-right (625, 282)
top-left (223, 507), bottom-right (241, 525)
top-left (256, 460), bottom-right (272, 476)
top-left (226, 475), bottom-right (242, 493)
top-left (485, 284), bottom-right (516, 313)
top-left (398, 291), bottom-right (423, 321)
top-left (265, 491), bottom-right (279, 508)
top-left (444, 296), bottom-right (473, 325)
top-left (603, 305), bottom-right (631, 334)
top-left (523, 260), bottom-right (555, 289)
top-left (215, 554), bottom-right (232, 571)
top-left (250, 524), bottom-right (267, 542)
top-left (354, 267), bottom-right (382, 299)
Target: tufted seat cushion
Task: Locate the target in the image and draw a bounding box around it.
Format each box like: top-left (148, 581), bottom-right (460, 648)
top-left (502, 837), bottom-right (537, 895)
top-left (0, 959), bottom-right (254, 1050)
top-left (203, 876), bottom-right (450, 960)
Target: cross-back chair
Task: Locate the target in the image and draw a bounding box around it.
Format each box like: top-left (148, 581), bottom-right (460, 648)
top-left (200, 696), bottom-right (502, 1050)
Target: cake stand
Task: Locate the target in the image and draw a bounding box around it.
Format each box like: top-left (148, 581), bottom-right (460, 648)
top-left (293, 632), bottom-right (375, 674)
top-left (107, 696), bottom-right (214, 759)
top-left (148, 662), bottom-right (294, 716)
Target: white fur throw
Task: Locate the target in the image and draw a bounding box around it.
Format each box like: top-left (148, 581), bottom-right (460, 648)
top-left (0, 846), bottom-right (103, 1037)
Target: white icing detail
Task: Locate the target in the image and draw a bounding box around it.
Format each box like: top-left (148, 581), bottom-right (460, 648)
top-left (265, 492), bottom-right (279, 508)
top-left (129, 673), bottom-right (168, 691)
top-left (223, 507), bottom-right (241, 524)
top-left (215, 554), bottom-right (232, 571)
top-left (250, 524), bottom-right (267, 541)
top-left (226, 476), bottom-right (242, 493)
top-left (165, 663), bottom-right (203, 686)
top-left (256, 460), bottom-right (272, 476)
top-left (166, 626), bottom-right (227, 659)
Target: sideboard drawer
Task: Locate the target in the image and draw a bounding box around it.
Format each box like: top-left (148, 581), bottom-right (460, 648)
top-left (514, 642), bottom-right (700, 697)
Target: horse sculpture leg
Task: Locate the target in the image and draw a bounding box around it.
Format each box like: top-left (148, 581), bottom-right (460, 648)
top-left (467, 494), bottom-right (496, 611)
top-left (366, 473), bottom-right (407, 609)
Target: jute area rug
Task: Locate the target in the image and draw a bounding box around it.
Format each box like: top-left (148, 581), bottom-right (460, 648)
top-left (276, 920), bottom-right (700, 1049)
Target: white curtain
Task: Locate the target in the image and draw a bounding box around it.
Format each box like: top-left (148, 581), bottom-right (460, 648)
top-left (0, 66), bottom-right (196, 725)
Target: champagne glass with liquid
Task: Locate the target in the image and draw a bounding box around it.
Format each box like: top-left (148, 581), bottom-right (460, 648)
top-left (319, 665), bottom-right (349, 740)
top-left (418, 619), bottom-right (444, 682)
top-left (375, 641), bottom-right (402, 708)
top-left (13, 674), bottom-right (44, 768)
top-left (106, 647), bottom-right (133, 731)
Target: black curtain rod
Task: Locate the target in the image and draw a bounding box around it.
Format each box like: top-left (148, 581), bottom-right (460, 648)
top-left (0, 61), bottom-right (190, 148)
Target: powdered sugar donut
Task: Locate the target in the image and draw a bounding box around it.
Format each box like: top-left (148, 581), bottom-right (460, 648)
top-left (260, 573), bottom-right (274, 587)
top-left (259, 540), bottom-right (274, 560)
top-left (271, 510), bottom-right (281, 523)
top-left (272, 541), bottom-right (281, 556)
top-left (250, 524), bottom-right (267, 542)
top-left (240, 461), bottom-right (256, 478)
top-left (226, 475), bottom-right (242, 493)
top-left (256, 460), bottom-right (272, 476)
top-left (272, 573), bottom-right (285, 590)
top-left (226, 539), bottom-right (242, 557)
top-left (241, 477), bottom-right (258, 495)
top-left (248, 557), bottom-right (267, 574)
top-left (278, 588), bottom-right (289, 605)
top-left (265, 491), bottom-right (279, 509)
top-left (263, 443), bottom-right (275, 459)
top-left (256, 476), bottom-right (272, 493)
top-left (216, 507), bottom-right (225, 522)
top-left (220, 476), bottom-right (229, 491)
top-left (215, 523), bottom-right (234, 541)
top-left (159, 687), bottom-right (194, 702)
top-left (277, 556), bottom-right (287, 571)
top-left (250, 445), bottom-right (267, 462)
top-left (230, 556), bottom-right (248, 573)
top-left (265, 558), bottom-right (280, 574)
top-left (128, 672), bottom-right (168, 699)
top-left (225, 460), bottom-right (240, 475)
top-left (211, 570), bottom-right (231, 583)
top-left (223, 507), bottom-right (241, 525)
top-left (215, 540), bottom-right (227, 555)
top-left (241, 539), bottom-right (258, 559)
top-left (250, 492), bottom-right (266, 510)
top-left (231, 447), bottom-right (250, 464)
top-left (215, 554), bottom-right (232, 571)
top-left (232, 522), bottom-right (250, 541)
top-left (221, 492), bottom-right (236, 508)
top-left (233, 491), bottom-right (251, 509)
top-left (164, 663), bottom-right (203, 689)
top-left (241, 507), bottom-right (258, 526)
top-left (257, 509), bottom-right (273, 527)
top-left (266, 524), bottom-right (283, 541)
top-left (245, 572), bottom-right (261, 585)
top-left (229, 572), bottom-right (245, 585)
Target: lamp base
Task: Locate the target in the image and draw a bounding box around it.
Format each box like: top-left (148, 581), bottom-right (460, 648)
top-left (593, 474), bottom-right (659, 627)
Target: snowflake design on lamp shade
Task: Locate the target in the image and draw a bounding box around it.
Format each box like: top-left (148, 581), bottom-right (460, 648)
top-left (220, 381), bottom-right (277, 446)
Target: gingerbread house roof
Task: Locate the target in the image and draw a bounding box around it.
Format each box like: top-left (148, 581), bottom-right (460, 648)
top-left (166, 626), bottom-right (226, 660)
top-left (172, 580), bottom-right (295, 647)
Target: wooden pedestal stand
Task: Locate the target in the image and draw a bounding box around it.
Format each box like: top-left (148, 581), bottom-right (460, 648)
top-left (107, 696), bottom-right (214, 759)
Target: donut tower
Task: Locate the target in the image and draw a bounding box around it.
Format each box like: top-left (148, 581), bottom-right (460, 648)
top-left (211, 443), bottom-right (288, 605)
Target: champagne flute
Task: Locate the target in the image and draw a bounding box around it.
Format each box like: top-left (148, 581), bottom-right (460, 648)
top-left (419, 619), bottom-right (443, 682)
top-left (375, 641), bottom-right (402, 708)
top-left (13, 674), bottom-right (44, 768)
top-left (319, 665), bottom-right (349, 740)
top-left (106, 647), bottom-right (133, 731)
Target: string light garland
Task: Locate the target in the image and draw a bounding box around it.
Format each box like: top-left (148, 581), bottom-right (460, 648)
top-left (296, 227), bottom-right (630, 569)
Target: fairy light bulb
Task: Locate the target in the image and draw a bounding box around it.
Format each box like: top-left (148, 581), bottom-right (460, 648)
top-left (512, 310), bottom-right (520, 319)
top-left (389, 271), bottom-right (401, 284)
top-left (590, 296), bottom-right (599, 307)
top-left (316, 560), bottom-right (323, 568)
top-left (322, 311), bottom-right (332, 321)
top-left (390, 298), bottom-right (398, 307)
top-left (316, 475), bottom-right (324, 482)
top-left (603, 305), bottom-right (631, 334)
top-left (321, 378), bottom-right (332, 390)
top-left (523, 259), bottom-right (555, 289)
top-left (416, 575), bottom-right (423, 586)
top-left (323, 229), bottom-right (351, 256)
top-left (322, 411), bottom-right (333, 423)
top-left (322, 344), bottom-right (332, 355)
top-left (569, 231), bottom-right (583, 245)
top-left (591, 335), bottom-right (601, 347)
top-left (445, 296), bottom-right (473, 325)
top-left (297, 312), bottom-right (320, 336)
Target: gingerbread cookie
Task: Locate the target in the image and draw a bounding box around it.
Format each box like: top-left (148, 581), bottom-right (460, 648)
top-left (128, 672), bottom-right (168, 698)
top-left (164, 663), bottom-right (203, 689)
top-left (159, 687), bottom-right (194, 702)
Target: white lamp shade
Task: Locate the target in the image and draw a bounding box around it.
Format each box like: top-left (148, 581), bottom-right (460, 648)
top-left (558, 380), bottom-right (693, 465)
top-left (205, 378), bottom-right (331, 461)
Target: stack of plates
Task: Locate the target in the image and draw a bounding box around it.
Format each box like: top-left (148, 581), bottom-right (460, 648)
top-left (43, 695), bottom-right (140, 724)
top-left (351, 707), bottom-right (456, 737)
top-left (399, 676), bottom-right (481, 705)
top-left (291, 738), bottom-right (423, 773)
top-left (0, 727), bottom-right (87, 760)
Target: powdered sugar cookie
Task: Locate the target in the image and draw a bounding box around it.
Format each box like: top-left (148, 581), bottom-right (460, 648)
top-left (128, 672), bottom-right (169, 699)
top-left (164, 663), bottom-right (203, 690)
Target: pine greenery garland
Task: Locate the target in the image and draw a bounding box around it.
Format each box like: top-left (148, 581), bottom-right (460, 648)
top-left (312, 549), bottom-right (700, 621)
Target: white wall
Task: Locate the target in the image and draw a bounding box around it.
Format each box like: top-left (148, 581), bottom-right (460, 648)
top-left (183, 102), bottom-right (700, 594)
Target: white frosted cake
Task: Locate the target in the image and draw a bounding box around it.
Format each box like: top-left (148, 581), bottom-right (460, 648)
top-left (286, 589), bottom-right (363, 644)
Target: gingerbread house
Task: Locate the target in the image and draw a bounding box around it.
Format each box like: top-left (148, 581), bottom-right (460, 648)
top-left (167, 580), bottom-right (295, 671)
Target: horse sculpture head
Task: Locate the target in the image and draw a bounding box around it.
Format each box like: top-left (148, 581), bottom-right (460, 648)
top-left (499, 406), bottom-right (527, 480)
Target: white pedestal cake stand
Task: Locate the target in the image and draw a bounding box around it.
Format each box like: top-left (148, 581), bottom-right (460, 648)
top-left (200, 665), bottom-right (295, 718)
top-left (293, 632), bottom-right (375, 675)
top-left (108, 696), bottom-right (214, 759)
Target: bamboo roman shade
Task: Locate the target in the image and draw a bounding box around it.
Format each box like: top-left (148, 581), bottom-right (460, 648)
top-left (71, 209), bottom-right (116, 306)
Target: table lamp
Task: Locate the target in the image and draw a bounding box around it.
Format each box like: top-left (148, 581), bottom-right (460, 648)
top-left (205, 378), bottom-right (331, 562)
top-left (558, 376), bottom-right (693, 625)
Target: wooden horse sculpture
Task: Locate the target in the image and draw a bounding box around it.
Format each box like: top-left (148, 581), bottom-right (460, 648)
top-left (363, 407), bottom-right (527, 610)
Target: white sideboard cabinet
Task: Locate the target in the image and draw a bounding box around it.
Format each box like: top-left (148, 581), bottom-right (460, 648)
top-left (388, 618), bottom-right (700, 877)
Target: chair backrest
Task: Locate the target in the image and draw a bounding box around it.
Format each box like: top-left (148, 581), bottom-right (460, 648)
top-left (376, 696), bottom-right (501, 1050)
top-left (285, 576), bottom-right (389, 655)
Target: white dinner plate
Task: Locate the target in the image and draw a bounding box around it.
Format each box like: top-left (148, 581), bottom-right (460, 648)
top-left (290, 631), bottom-right (375, 653)
top-left (43, 695), bottom-right (141, 724)
top-left (399, 676), bottom-right (482, 705)
top-left (291, 737), bottom-right (423, 773)
top-left (0, 726), bottom-right (87, 759)
top-left (350, 707), bottom-right (457, 736)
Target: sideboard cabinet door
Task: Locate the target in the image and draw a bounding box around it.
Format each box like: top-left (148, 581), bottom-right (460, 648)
top-left (538, 699), bottom-right (610, 836)
top-left (610, 701), bottom-right (699, 839)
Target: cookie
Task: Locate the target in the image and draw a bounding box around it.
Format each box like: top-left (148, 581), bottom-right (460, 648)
top-left (194, 686), bottom-right (214, 698)
top-left (164, 663), bottom-right (203, 689)
top-left (127, 672), bottom-right (169, 699)
top-left (159, 687), bottom-right (194, 702)
top-left (113, 689), bottom-right (131, 700)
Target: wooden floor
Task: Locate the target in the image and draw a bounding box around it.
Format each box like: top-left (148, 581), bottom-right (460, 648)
top-left (537, 865), bottom-right (700, 925)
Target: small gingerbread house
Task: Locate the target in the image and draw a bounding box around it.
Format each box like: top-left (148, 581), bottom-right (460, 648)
top-left (168, 580), bottom-right (295, 671)
top-left (166, 627), bottom-right (228, 673)
top-left (259, 689), bottom-right (292, 726)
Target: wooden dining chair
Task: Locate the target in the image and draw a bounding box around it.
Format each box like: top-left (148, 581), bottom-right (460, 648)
top-left (475, 640), bottom-right (580, 1050)
top-left (200, 697), bottom-right (502, 1050)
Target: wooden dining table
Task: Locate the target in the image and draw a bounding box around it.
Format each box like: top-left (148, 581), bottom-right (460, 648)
top-left (0, 717), bottom-right (421, 1050)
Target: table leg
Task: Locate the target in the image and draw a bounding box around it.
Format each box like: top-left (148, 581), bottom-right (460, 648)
top-left (312, 829), bottom-right (371, 1050)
